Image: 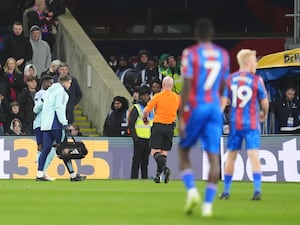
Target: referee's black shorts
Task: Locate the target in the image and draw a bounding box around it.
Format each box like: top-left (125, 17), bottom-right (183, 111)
top-left (149, 122), bottom-right (174, 151)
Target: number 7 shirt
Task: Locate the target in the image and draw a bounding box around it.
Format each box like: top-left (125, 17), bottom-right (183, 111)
top-left (223, 71), bottom-right (268, 131)
top-left (181, 43), bottom-right (230, 108)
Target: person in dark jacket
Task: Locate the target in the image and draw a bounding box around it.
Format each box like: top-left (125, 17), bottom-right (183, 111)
top-left (54, 62), bottom-right (82, 124)
top-left (128, 85), bottom-right (153, 179)
top-left (2, 21), bottom-right (33, 72)
top-left (103, 96), bottom-right (129, 137)
top-left (17, 75), bottom-right (37, 134)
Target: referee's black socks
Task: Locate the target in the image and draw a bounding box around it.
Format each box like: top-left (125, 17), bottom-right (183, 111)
top-left (154, 152), bottom-right (167, 175)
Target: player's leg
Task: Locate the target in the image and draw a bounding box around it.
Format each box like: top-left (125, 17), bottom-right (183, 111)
top-left (202, 152), bottom-right (220, 217)
top-left (246, 130), bottom-right (262, 200)
top-left (201, 110), bottom-right (222, 217)
top-left (160, 124), bottom-right (175, 183)
top-left (150, 123), bottom-right (165, 182)
top-left (220, 130), bottom-right (242, 199)
top-left (220, 150), bottom-right (239, 199)
top-left (179, 146), bottom-right (200, 215)
top-left (34, 127), bottom-right (43, 163)
top-left (53, 129), bottom-right (86, 182)
top-left (43, 146), bottom-right (57, 180)
top-left (36, 130), bottom-right (54, 180)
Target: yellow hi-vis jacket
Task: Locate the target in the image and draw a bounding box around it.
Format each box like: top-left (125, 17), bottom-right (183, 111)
top-left (134, 104), bottom-right (154, 139)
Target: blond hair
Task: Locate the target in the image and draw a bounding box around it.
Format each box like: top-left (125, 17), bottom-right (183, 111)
top-left (236, 49), bottom-right (257, 67)
top-left (4, 57), bottom-right (21, 74)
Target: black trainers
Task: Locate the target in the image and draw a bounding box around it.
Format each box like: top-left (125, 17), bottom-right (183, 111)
top-left (153, 175), bottom-right (161, 183)
top-left (251, 191), bottom-right (261, 200)
top-left (219, 192), bottom-right (230, 200)
top-left (70, 174), bottom-right (87, 182)
top-left (163, 167), bottom-right (171, 184)
top-left (36, 176), bottom-right (52, 181)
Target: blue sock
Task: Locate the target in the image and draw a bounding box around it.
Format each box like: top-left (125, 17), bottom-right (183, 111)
top-left (205, 183), bottom-right (217, 203)
top-left (181, 169), bottom-right (195, 190)
top-left (253, 173), bottom-right (262, 193)
top-left (223, 174), bottom-right (233, 194)
top-left (44, 147), bottom-right (56, 171)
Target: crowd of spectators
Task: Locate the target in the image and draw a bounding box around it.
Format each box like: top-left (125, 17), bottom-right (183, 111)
top-left (0, 0), bottom-right (86, 136)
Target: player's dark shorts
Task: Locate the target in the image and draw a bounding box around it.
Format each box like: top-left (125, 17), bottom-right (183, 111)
top-left (150, 122), bottom-right (174, 151)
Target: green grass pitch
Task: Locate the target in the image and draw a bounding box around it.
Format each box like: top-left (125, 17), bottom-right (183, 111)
top-left (0, 180), bottom-right (299, 225)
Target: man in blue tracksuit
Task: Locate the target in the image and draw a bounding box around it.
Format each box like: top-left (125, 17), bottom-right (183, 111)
top-left (36, 74), bottom-right (86, 181)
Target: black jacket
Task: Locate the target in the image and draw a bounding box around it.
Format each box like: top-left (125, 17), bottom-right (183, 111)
top-left (2, 34), bottom-right (33, 70)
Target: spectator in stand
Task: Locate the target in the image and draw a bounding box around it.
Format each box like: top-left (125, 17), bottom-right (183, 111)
top-left (158, 53), bottom-right (169, 78)
top-left (41, 59), bottom-right (61, 77)
top-left (3, 57), bottom-right (26, 102)
top-left (24, 64), bottom-right (38, 79)
top-left (134, 49), bottom-right (150, 85)
top-left (103, 96), bottom-right (129, 137)
top-left (5, 101), bottom-right (25, 134)
top-left (271, 87), bottom-right (300, 134)
top-left (69, 124), bottom-right (83, 136)
top-left (165, 55), bottom-right (182, 94)
top-left (150, 79), bottom-right (162, 97)
top-left (28, 0), bottom-right (54, 49)
top-left (45, 0), bottom-right (66, 19)
top-left (2, 21), bottom-right (33, 72)
top-left (17, 75), bottom-right (37, 134)
top-left (103, 95), bottom-right (130, 179)
top-left (107, 54), bottom-right (118, 72)
top-left (55, 62), bottom-right (82, 124)
top-left (0, 94), bottom-right (9, 135)
top-left (144, 56), bottom-right (160, 85)
top-left (116, 55), bottom-right (131, 79)
top-left (7, 118), bottom-right (26, 135)
top-left (132, 86), bottom-right (140, 104)
top-left (29, 25), bottom-right (51, 78)
top-left (122, 69), bottom-right (141, 95)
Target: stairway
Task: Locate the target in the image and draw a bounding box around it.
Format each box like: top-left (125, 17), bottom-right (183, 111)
top-left (73, 106), bottom-right (100, 136)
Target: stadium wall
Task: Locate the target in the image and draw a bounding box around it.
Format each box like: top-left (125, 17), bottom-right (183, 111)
top-left (54, 9), bottom-right (132, 135)
top-left (0, 136), bottom-right (299, 182)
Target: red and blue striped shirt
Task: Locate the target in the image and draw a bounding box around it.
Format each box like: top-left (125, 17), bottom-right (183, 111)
top-left (181, 43), bottom-right (230, 108)
top-left (224, 71), bottom-right (268, 131)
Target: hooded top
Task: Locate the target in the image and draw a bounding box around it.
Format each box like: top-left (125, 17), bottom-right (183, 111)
top-left (39, 82), bottom-right (69, 131)
top-left (29, 25), bottom-right (52, 78)
top-left (24, 64), bottom-right (37, 77)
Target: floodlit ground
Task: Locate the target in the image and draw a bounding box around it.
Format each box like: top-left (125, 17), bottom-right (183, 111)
top-left (0, 180), bottom-right (299, 225)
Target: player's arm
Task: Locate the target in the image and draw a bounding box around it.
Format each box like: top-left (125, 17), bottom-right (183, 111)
top-left (260, 98), bottom-right (269, 122)
top-left (179, 77), bottom-right (191, 118)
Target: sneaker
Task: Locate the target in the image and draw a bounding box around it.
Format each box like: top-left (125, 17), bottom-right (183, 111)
top-left (163, 167), bottom-right (171, 184)
top-left (44, 173), bottom-right (55, 181)
top-left (202, 203), bottom-right (213, 217)
top-left (153, 175), bottom-right (161, 183)
top-left (251, 191), bottom-right (261, 200)
top-left (184, 188), bottom-right (201, 215)
top-left (70, 174), bottom-right (86, 182)
top-left (219, 192), bottom-right (230, 200)
top-left (36, 176), bottom-right (53, 181)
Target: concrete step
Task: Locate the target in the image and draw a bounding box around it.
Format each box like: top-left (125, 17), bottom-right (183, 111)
top-left (80, 127), bottom-right (97, 133)
top-left (73, 121), bottom-right (91, 128)
top-left (74, 116), bottom-right (88, 121)
top-left (74, 109), bottom-right (83, 116)
top-left (73, 105), bottom-right (100, 136)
